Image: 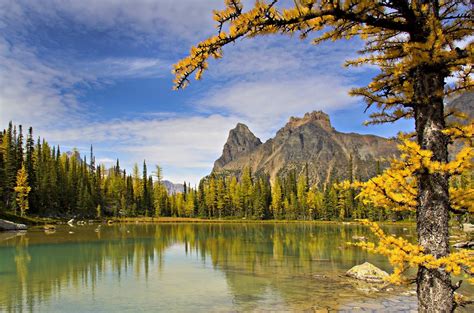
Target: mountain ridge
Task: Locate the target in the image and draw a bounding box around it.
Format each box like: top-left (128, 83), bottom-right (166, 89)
top-left (212, 110), bottom-right (399, 187)
top-left (212, 92), bottom-right (473, 186)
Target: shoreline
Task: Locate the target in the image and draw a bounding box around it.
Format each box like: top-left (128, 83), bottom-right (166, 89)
top-left (1, 211), bottom-right (417, 227)
top-left (107, 216), bottom-right (416, 226)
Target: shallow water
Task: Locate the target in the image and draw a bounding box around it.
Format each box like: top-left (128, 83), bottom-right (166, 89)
top-left (0, 223), bottom-right (472, 312)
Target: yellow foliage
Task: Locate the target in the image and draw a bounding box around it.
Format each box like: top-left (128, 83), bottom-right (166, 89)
top-left (352, 220), bottom-right (474, 285)
top-left (349, 120), bottom-right (473, 214)
top-left (340, 119), bottom-right (473, 285)
top-left (14, 164), bottom-right (31, 217)
top-left (173, 1), bottom-right (473, 128)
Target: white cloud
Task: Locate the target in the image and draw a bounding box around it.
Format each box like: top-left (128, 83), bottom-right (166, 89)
top-left (196, 76), bottom-right (358, 139)
top-left (205, 37), bottom-right (365, 80)
top-left (0, 36), bottom-right (169, 128)
top-left (0, 38), bottom-right (85, 128)
top-left (189, 36), bottom-right (365, 139)
top-left (0, 0), bottom-right (226, 43)
top-left (41, 114), bottom-right (240, 184)
top-left (85, 57), bottom-right (168, 80)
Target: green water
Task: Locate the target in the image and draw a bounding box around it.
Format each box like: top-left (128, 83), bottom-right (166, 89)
top-left (0, 223), bottom-right (471, 312)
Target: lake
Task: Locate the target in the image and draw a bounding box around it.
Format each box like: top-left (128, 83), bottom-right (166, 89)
top-left (0, 223), bottom-right (472, 312)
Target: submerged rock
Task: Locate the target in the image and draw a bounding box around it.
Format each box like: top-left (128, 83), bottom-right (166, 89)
top-left (0, 219), bottom-right (27, 231)
top-left (346, 262), bottom-right (389, 283)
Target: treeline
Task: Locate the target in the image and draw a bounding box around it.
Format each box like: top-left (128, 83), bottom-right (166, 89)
top-left (176, 166), bottom-right (412, 221)
top-left (0, 122), bottom-right (167, 218)
top-left (1, 122), bottom-right (412, 221)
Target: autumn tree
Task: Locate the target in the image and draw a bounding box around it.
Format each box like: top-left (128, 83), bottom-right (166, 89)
top-left (173, 1), bottom-right (473, 311)
top-left (153, 165), bottom-right (166, 217)
top-left (14, 164), bottom-right (31, 217)
top-left (271, 177), bottom-right (283, 219)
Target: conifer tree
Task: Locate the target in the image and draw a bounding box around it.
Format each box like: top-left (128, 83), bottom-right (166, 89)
top-left (185, 189), bottom-right (195, 217)
top-left (142, 160), bottom-right (148, 215)
top-left (14, 164), bottom-right (31, 217)
top-left (25, 127), bottom-right (35, 208)
top-left (4, 122), bottom-right (17, 209)
top-left (297, 173), bottom-right (308, 219)
top-left (271, 177), bottom-right (283, 219)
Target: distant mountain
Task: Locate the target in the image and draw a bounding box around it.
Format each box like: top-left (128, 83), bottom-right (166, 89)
top-left (212, 94), bottom-right (473, 186)
top-left (162, 180), bottom-right (184, 194)
top-left (214, 123), bottom-right (262, 169)
top-left (446, 91), bottom-right (474, 122)
top-left (213, 111), bottom-right (399, 187)
top-left (446, 92), bottom-right (474, 156)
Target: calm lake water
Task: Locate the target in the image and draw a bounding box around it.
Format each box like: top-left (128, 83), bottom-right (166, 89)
top-left (0, 223), bottom-right (472, 312)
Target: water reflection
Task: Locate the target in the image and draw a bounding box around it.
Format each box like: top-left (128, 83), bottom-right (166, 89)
top-left (0, 223), bottom-right (470, 312)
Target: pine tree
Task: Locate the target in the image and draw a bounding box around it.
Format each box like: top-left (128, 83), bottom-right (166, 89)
top-left (271, 177), bottom-right (283, 219)
top-left (142, 160), bottom-right (148, 215)
top-left (25, 127), bottom-right (35, 212)
top-left (185, 189), bottom-right (195, 217)
top-left (4, 122), bottom-right (17, 209)
top-left (296, 173), bottom-right (308, 219)
top-left (0, 131), bottom-right (4, 211)
top-left (241, 167), bottom-right (252, 218)
top-left (216, 178), bottom-right (226, 218)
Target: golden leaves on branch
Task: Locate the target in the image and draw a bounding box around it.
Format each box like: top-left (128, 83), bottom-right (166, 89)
top-left (339, 120), bottom-right (473, 214)
top-left (351, 220), bottom-right (474, 285)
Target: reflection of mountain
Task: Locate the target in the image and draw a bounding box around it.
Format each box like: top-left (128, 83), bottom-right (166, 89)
top-left (0, 224), bottom-right (471, 312)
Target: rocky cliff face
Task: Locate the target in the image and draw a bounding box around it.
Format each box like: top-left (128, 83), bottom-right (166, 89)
top-left (214, 123), bottom-right (262, 168)
top-left (213, 111), bottom-right (399, 186)
top-left (446, 91), bottom-right (473, 122)
top-left (446, 92), bottom-right (474, 156)
top-left (212, 94), bottom-right (473, 186)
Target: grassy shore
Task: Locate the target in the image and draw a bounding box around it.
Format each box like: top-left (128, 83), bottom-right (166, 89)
top-left (1, 211), bottom-right (416, 226)
top-left (0, 211), bottom-right (60, 226)
top-left (108, 216), bottom-right (416, 226)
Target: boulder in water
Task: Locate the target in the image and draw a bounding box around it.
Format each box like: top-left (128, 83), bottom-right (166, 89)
top-left (453, 241), bottom-right (474, 249)
top-left (346, 262), bottom-right (389, 283)
top-left (0, 219), bottom-right (28, 231)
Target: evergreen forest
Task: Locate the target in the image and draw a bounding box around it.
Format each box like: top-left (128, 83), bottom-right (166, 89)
top-left (0, 121), bottom-right (415, 221)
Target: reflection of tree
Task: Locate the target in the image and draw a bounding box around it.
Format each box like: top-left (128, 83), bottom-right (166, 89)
top-left (0, 224), bottom-right (423, 312)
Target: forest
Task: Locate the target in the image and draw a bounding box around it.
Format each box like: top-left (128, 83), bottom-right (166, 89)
top-left (0, 121), bottom-right (409, 221)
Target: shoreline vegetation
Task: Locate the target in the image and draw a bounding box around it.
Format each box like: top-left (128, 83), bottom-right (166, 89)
top-left (1, 122), bottom-right (418, 225)
top-left (108, 216), bottom-right (417, 225)
top-left (2, 210), bottom-right (417, 227)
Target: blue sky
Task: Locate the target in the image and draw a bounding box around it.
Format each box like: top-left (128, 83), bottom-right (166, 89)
top-left (0, 0), bottom-right (416, 185)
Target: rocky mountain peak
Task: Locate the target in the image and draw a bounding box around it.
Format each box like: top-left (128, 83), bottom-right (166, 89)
top-left (211, 93), bottom-right (472, 187)
top-left (286, 111), bottom-right (332, 131)
top-left (212, 110), bottom-right (399, 187)
top-left (234, 122), bottom-right (253, 133)
top-left (214, 123), bottom-right (262, 169)
top-left (446, 91), bottom-right (473, 121)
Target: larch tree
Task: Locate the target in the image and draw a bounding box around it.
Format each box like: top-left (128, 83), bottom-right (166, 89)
top-left (14, 164), bottom-right (31, 217)
top-left (172, 1), bottom-right (473, 311)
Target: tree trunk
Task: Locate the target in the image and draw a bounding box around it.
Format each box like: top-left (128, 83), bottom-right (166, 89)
top-left (413, 66), bottom-right (454, 312)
